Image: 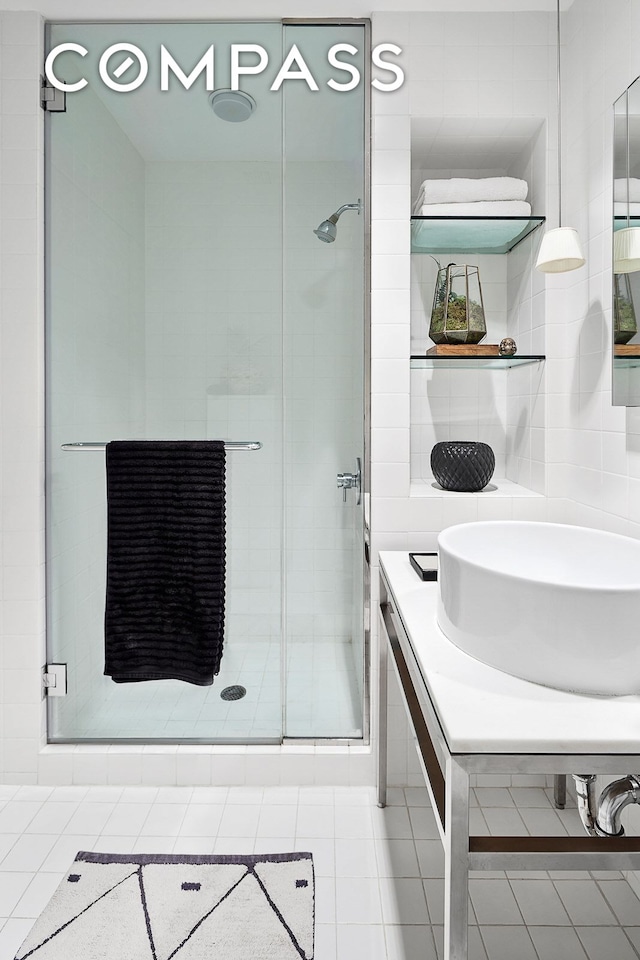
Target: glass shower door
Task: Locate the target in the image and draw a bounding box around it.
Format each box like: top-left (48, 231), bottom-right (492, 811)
top-left (282, 24), bottom-right (366, 738)
top-left (45, 22), bottom-right (285, 742)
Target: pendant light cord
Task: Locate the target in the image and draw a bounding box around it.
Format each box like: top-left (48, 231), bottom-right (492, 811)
top-left (556, 0), bottom-right (562, 229)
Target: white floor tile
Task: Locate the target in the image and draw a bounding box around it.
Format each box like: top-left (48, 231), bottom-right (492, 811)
top-left (316, 876), bottom-right (337, 924)
top-left (118, 787), bottom-right (158, 804)
top-left (0, 872), bottom-right (34, 916)
top-left (0, 835), bottom-right (18, 864)
top-left (23, 802), bottom-right (79, 835)
top-left (554, 879), bottom-right (619, 926)
top-left (404, 787), bottom-right (430, 807)
top-left (385, 924), bottom-right (438, 960)
top-left (49, 787), bottom-right (88, 803)
top-left (508, 787), bottom-right (553, 808)
top-left (375, 838), bottom-right (421, 879)
top-left (510, 879), bottom-right (571, 926)
top-left (178, 804), bottom-right (225, 837)
top-left (11, 872), bottom-right (64, 919)
top-left (101, 804), bottom-right (153, 837)
top-left (172, 837), bottom-right (216, 854)
top-left (0, 835), bottom-right (58, 873)
top-left (84, 787), bottom-right (124, 803)
top-left (211, 836), bottom-right (255, 855)
top-left (576, 926), bottom-right (639, 960)
top-left (139, 803), bottom-right (188, 837)
top-left (337, 923), bottom-right (387, 960)
top-left (39, 836), bottom-right (97, 872)
top-left (335, 877), bottom-right (382, 924)
top-left (334, 805), bottom-right (374, 839)
top-left (256, 804), bottom-right (298, 838)
top-left (132, 836), bottom-right (176, 854)
top-left (479, 925), bottom-right (538, 960)
top-left (155, 787), bottom-right (193, 804)
top-left (13, 787), bottom-right (53, 804)
top-left (380, 876), bottom-right (429, 925)
top-left (482, 808), bottom-right (529, 836)
top-left (316, 923), bottom-right (337, 960)
top-left (597, 880), bottom-right (640, 925)
top-left (336, 838), bottom-right (378, 878)
top-left (432, 924), bottom-right (488, 960)
top-left (294, 838), bottom-right (335, 878)
top-left (217, 804), bottom-right (261, 838)
top-left (469, 879), bottom-right (523, 925)
top-left (0, 918), bottom-right (36, 958)
top-left (414, 840), bottom-right (444, 879)
top-left (408, 806), bottom-right (440, 840)
top-left (372, 806), bottom-right (413, 840)
top-left (528, 926), bottom-right (588, 960)
top-left (474, 788), bottom-right (515, 808)
top-left (519, 808), bottom-right (567, 837)
top-left (296, 805), bottom-right (335, 839)
top-left (63, 803), bottom-right (117, 835)
top-left (0, 802), bottom-right (43, 834)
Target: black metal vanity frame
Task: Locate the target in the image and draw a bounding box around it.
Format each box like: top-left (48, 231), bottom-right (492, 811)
top-left (378, 570), bottom-right (640, 960)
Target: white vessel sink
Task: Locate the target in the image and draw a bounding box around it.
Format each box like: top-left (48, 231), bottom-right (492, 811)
top-left (436, 521), bottom-right (640, 696)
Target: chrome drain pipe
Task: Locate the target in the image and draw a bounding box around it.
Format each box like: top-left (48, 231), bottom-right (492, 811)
top-left (573, 774), bottom-right (640, 838)
top-left (573, 774), bottom-right (601, 837)
top-left (597, 775), bottom-right (640, 837)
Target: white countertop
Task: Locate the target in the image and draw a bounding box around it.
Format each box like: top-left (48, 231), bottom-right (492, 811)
top-left (379, 551), bottom-right (640, 755)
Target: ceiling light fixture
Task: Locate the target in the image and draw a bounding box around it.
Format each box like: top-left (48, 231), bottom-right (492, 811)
top-left (535, 0), bottom-right (586, 273)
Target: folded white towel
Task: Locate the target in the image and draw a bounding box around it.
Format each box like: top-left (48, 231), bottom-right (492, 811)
top-left (413, 176), bottom-right (528, 210)
top-left (614, 179), bottom-right (640, 203)
top-left (614, 202), bottom-right (640, 216)
top-left (416, 200), bottom-right (532, 217)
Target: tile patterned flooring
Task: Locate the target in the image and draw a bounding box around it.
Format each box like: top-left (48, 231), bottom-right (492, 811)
top-left (0, 782), bottom-right (638, 959)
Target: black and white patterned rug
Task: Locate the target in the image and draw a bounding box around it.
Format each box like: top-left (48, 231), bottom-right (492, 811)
top-left (14, 851), bottom-right (315, 959)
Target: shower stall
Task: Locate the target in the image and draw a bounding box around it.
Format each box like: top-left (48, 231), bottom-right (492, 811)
top-left (45, 21), bottom-right (368, 743)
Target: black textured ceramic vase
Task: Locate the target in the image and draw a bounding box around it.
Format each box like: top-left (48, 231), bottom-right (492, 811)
top-left (431, 441), bottom-right (495, 492)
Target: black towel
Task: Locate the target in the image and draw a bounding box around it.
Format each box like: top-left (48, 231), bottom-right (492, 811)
top-left (104, 441), bottom-right (226, 685)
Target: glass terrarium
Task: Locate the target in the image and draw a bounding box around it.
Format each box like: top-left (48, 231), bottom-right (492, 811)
top-left (614, 272), bottom-right (638, 344)
top-left (429, 263), bottom-right (487, 345)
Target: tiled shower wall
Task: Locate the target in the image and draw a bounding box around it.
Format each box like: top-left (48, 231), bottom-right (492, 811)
top-left (144, 159), bottom-right (284, 653)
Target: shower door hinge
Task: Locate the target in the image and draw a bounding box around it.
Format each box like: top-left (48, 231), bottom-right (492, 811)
top-left (43, 663), bottom-right (67, 697)
top-left (40, 76), bottom-right (66, 113)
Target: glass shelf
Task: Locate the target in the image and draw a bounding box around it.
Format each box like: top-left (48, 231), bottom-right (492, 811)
top-left (614, 357), bottom-right (640, 369)
top-left (411, 355), bottom-right (545, 370)
top-left (411, 216), bottom-right (545, 255)
top-left (614, 217), bottom-right (640, 231)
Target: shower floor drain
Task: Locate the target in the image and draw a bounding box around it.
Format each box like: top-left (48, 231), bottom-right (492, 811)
top-left (220, 685), bottom-right (246, 701)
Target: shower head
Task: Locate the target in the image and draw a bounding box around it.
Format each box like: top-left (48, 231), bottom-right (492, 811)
top-left (208, 89), bottom-right (256, 123)
top-left (313, 200), bottom-right (362, 243)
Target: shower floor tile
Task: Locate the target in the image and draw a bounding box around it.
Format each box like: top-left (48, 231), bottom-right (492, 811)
top-left (51, 638), bottom-right (362, 741)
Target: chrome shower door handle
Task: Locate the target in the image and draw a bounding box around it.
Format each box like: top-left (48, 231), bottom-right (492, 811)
top-left (337, 457), bottom-right (362, 504)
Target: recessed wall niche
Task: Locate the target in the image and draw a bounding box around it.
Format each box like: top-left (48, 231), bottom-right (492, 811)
top-left (409, 116), bottom-right (547, 498)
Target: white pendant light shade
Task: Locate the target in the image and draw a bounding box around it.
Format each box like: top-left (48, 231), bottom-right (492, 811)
top-left (535, 226), bottom-right (586, 273)
top-left (613, 227), bottom-right (640, 274)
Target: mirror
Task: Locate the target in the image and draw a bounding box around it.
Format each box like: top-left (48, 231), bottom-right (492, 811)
top-left (613, 78), bottom-right (640, 405)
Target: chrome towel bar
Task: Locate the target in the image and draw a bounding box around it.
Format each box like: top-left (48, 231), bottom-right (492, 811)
top-left (61, 441), bottom-right (262, 452)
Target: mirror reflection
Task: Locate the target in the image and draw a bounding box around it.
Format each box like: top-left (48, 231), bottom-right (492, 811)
top-left (613, 79), bottom-right (640, 405)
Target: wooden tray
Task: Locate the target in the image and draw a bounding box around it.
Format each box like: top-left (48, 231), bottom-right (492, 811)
top-left (426, 344), bottom-right (505, 357)
top-left (615, 344), bottom-right (640, 357)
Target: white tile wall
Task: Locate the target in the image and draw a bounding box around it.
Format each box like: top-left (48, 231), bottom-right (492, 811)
top-left (0, 11), bottom-right (46, 784)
